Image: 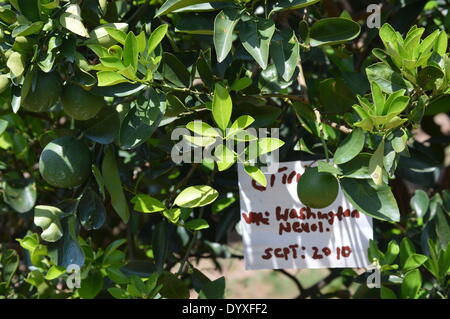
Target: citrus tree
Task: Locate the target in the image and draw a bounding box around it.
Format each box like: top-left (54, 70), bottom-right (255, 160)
top-left (0, 0), bottom-right (449, 299)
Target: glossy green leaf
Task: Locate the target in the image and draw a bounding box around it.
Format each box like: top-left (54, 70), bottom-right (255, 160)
top-left (157, 272), bottom-right (189, 299)
top-left (198, 277), bottom-right (225, 299)
top-left (156, 0), bottom-right (228, 17)
top-left (383, 240), bottom-right (400, 264)
top-left (403, 254), bottom-right (428, 271)
top-left (340, 178), bottom-right (400, 222)
top-left (400, 269), bottom-right (421, 299)
top-left (334, 128), bottom-right (365, 165)
top-left (78, 187), bottom-right (106, 230)
top-left (34, 205), bottom-right (63, 243)
top-left (239, 17), bottom-right (275, 70)
top-left (185, 218), bottom-right (210, 230)
top-left (119, 88), bottom-right (166, 149)
top-left (59, 4), bottom-right (89, 38)
top-left (131, 194), bottom-right (166, 213)
top-left (148, 24), bottom-right (168, 55)
top-left (3, 178), bottom-right (37, 213)
top-left (214, 144), bottom-right (236, 171)
top-left (152, 222), bottom-right (169, 272)
top-left (102, 148), bottom-right (130, 223)
top-left (214, 8), bottom-right (240, 63)
top-left (271, 0), bottom-right (321, 14)
top-left (271, 29), bottom-right (300, 81)
top-left (410, 190), bottom-right (429, 222)
top-left (212, 83), bottom-right (232, 131)
top-left (366, 63), bottom-right (414, 93)
top-left (78, 271), bottom-right (104, 299)
top-left (162, 53), bottom-right (190, 87)
top-left (309, 18), bottom-right (361, 47)
top-left (174, 185), bottom-right (219, 208)
top-left (244, 165), bottom-right (267, 187)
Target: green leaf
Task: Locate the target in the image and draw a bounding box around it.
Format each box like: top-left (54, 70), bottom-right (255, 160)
top-left (3, 178), bottom-right (36, 213)
top-left (271, 0), bottom-right (320, 14)
top-left (214, 8), bottom-right (240, 62)
top-left (163, 208), bottom-right (182, 223)
top-left (123, 32), bottom-right (138, 71)
top-left (198, 277), bottom-right (225, 299)
top-left (368, 139), bottom-right (385, 186)
top-left (59, 4), bottom-right (89, 38)
top-left (102, 147), bottom-right (130, 223)
top-left (239, 16), bottom-right (275, 70)
top-left (319, 78), bottom-right (356, 113)
top-left (417, 66), bottom-right (444, 91)
top-left (309, 18), bottom-right (361, 47)
top-left (212, 197), bottom-right (236, 214)
top-left (148, 24), bottom-right (168, 55)
top-left (34, 205), bottom-right (64, 243)
top-left (81, 107), bottom-right (120, 144)
top-left (229, 115), bottom-right (254, 132)
top-left (366, 63), bottom-right (414, 94)
top-left (383, 240), bottom-right (399, 264)
top-left (435, 31), bottom-right (448, 56)
top-left (7, 52), bottom-right (25, 78)
top-left (214, 144), bottom-right (236, 171)
top-left (119, 88), bottom-right (166, 149)
top-left (0, 119), bottom-right (7, 136)
top-left (244, 165), bottom-right (267, 187)
top-left (185, 218), bottom-right (210, 230)
top-left (186, 120), bottom-right (221, 137)
top-left (106, 267), bottom-right (129, 284)
top-left (339, 153), bottom-right (371, 179)
top-left (45, 265), bottom-right (66, 280)
top-left (153, 222), bottom-right (169, 272)
top-left (0, 249), bottom-right (19, 286)
top-left (317, 161), bottom-right (342, 175)
top-left (174, 185), bottom-right (219, 208)
top-left (334, 128), bottom-right (365, 165)
top-left (410, 190), bottom-right (429, 223)
top-left (212, 83), bottom-right (232, 131)
top-left (97, 71), bottom-right (131, 87)
top-left (85, 23), bottom-right (128, 47)
top-left (230, 77), bottom-right (252, 91)
top-left (131, 194), bottom-right (165, 213)
top-left (257, 137), bottom-right (285, 156)
top-left (271, 29), bottom-right (300, 81)
top-left (381, 285), bottom-right (397, 299)
top-left (340, 178), bottom-right (400, 222)
top-left (162, 53), bottom-right (190, 87)
top-left (12, 21), bottom-right (44, 37)
top-left (403, 254), bottom-right (428, 272)
top-left (156, 0), bottom-right (226, 17)
top-left (400, 238), bottom-right (416, 268)
top-left (78, 271), bottom-right (104, 299)
top-left (78, 187), bottom-right (106, 230)
top-left (400, 269), bottom-right (421, 299)
top-left (157, 272), bottom-right (189, 299)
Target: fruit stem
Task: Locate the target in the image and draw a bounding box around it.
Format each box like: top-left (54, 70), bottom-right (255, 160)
top-left (314, 108), bottom-right (330, 162)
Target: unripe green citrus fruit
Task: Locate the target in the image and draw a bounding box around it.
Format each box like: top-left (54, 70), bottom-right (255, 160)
top-left (60, 84), bottom-right (104, 121)
top-left (297, 166), bottom-right (339, 209)
top-left (22, 71), bottom-right (62, 112)
top-left (39, 136), bottom-right (91, 188)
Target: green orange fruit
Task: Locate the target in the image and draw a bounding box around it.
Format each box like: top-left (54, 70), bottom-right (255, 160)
top-left (21, 71), bottom-right (62, 112)
top-left (39, 136), bottom-right (91, 188)
top-left (297, 166), bottom-right (339, 209)
top-left (60, 84), bottom-right (104, 121)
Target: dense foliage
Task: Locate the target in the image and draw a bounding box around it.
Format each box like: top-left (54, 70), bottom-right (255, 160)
top-left (0, 0), bottom-right (449, 299)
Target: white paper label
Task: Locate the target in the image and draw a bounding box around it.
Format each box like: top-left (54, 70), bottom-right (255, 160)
top-left (237, 161), bottom-right (373, 270)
